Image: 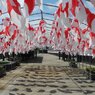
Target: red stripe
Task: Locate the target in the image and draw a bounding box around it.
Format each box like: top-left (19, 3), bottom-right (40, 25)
top-left (7, 0), bottom-right (12, 15)
top-left (24, 0), bottom-right (35, 15)
top-left (11, 0), bottom-right (22, 15)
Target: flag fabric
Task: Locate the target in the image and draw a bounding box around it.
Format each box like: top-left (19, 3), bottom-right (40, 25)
top-left (8, 0), bottom-right (22, 15)
top-left (23, 0), bottom-right (35, 17)
top-left (36, 0), bottom-right (43, 10)
top-left (0, 10), bottom-right (2, 15)
top-left (1, 0), bottom-right (95, 56)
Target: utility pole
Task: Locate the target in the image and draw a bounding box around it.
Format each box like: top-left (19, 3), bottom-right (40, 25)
top-left (40, 10), bottom-right (43, 20)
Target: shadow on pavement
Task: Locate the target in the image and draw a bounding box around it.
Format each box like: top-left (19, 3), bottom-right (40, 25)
top-left (21, 56), bottom-right (43, 63)
top-left (48, 52), bottom-right (59, 57)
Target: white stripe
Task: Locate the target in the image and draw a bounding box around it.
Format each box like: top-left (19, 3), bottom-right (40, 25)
top-left (10, 9), bottom-right (26, 30)
top-left (91, 19), bottom-right (95, 33)
top-left (22, 3), bottom-right (29, 17)
top-left (9, 0), bottom-right (16, 6)
top-left (36, 0), bottom-right (43, 10)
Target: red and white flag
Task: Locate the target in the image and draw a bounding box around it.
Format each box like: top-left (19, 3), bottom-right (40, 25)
top-left (0, 10), bottom-right (2, 15)
top-left (36, 0), bottom-right (43, 10)
top-left (8, 0), bottom-right (22, 15)
top-left (23, 0), bottom-right (35, 17)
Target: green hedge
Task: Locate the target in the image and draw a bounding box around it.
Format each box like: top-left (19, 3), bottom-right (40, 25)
top-left (86, 67), bottom-right (95, 72)
top-left (0, 61), bottom-right (10, 65)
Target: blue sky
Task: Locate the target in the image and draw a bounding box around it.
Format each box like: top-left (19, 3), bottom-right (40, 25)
top-left (29, 0), bottom-right (59, 30)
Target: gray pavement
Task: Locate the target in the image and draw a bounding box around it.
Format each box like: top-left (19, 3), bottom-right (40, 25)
top-left (0, 52), bottom-right (95, 95)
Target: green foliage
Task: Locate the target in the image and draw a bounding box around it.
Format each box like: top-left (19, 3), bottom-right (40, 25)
top-left (0, 61), bottom-right (9, 65)
top-left (0, 66), bottom-right (5, 71)
top-left (86, 67), bottom-right (95, 72)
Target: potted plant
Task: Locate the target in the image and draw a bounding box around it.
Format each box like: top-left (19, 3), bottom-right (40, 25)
top-left (86, 67), bottom-right (95, 80)
top-left (77, 54), bottom-right (82, 62)
top-left (69, 58), bottom-right (77, 68)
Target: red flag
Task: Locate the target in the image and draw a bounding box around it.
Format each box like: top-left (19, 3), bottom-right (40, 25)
top-left (5, 26), bottom-right (10, 36)
top-left (28, 24), bottom-right (35, 31)
top-left (86, 8), bottom-right (95, 28)
top-left (0, 10), bottom-right (2, 15)
top-left (39, 20), bottom-right (46, 26)
top-left (9, 0), bottom-right (21, 15)
top-left (80, 0), bottom-right (95, 28)
top-left (56, 3), bottom-right (62, 17)
top-left (56, 30), bottom-right (61, 39)
top-left (90, 32), bottom-right (95, 38)
top-left (64, 28), bottom-right (70, 39)
top-left (7, 0), bottom-right (13, 15)
top-left (61, 2), bottom-right (69, 17)
top-left (7, 0), bottom-right (21, 15)
top-left (24, 0), bottom-right (35, 15)
top-left (71, 0), bottom-right (79, 16)
top-left (11, 30), bottom-right (17, 40)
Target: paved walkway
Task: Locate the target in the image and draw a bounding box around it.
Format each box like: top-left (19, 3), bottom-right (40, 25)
top-left (0, 52), bottom-right (95, 95)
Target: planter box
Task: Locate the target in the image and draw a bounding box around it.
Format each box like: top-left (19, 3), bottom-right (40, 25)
top-left (0, 61), bottom-right (11, 71)
top-left (0, 67), bottom-right (6, 78)
top-left (3, 64), bottom-right (12, 71)
top-left (11, 62), bottom-right (17, 70)
top-left (3, 62), bottom-right (17, 71)
top-left (0, 61), bottom-right (20, 71)
top-left (0, 61), bottom-right (10, 65)
top-left (15, 61), bottom-right (20, 66)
